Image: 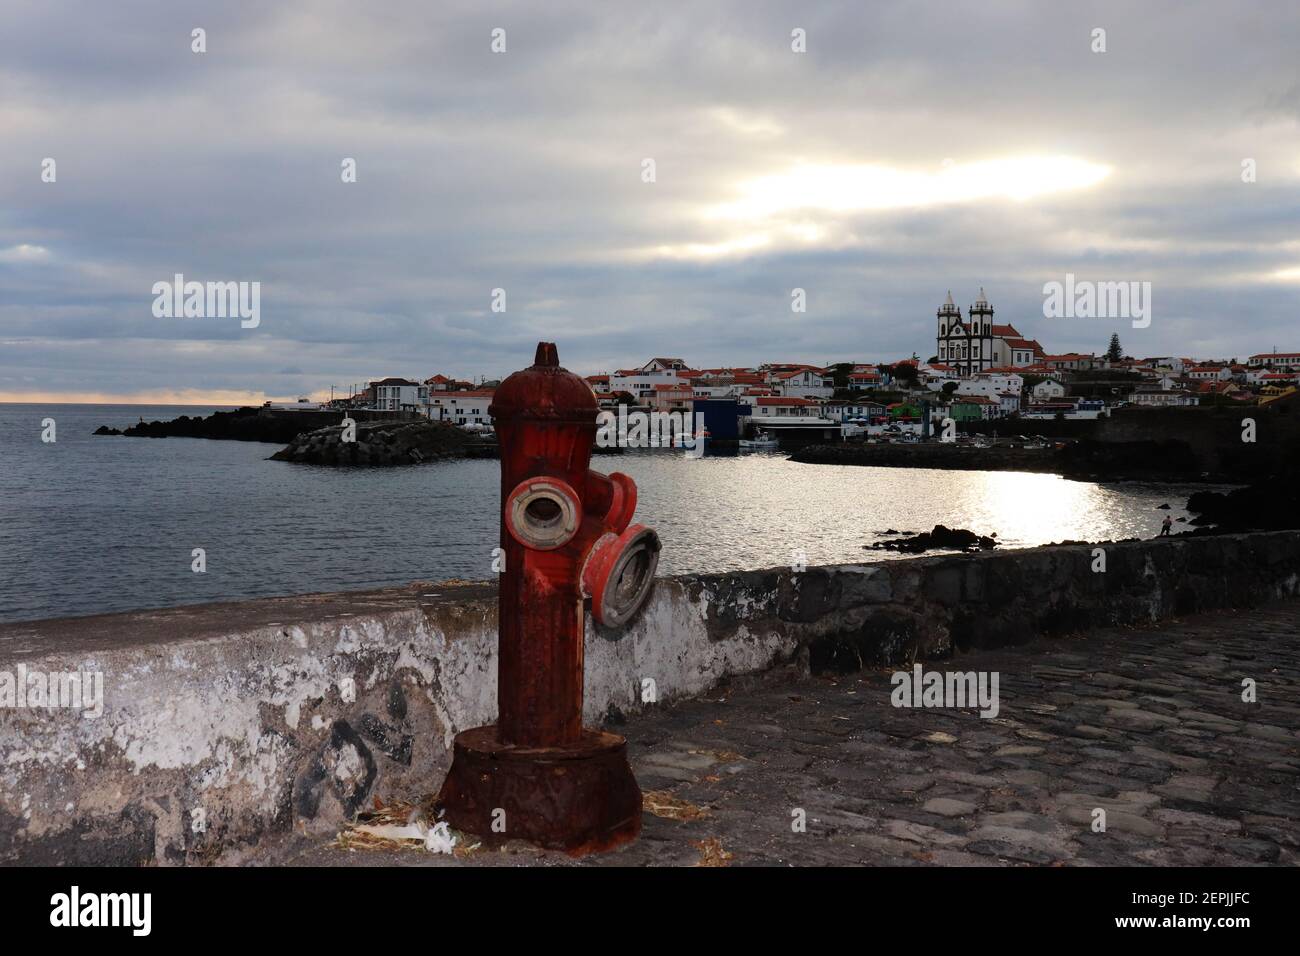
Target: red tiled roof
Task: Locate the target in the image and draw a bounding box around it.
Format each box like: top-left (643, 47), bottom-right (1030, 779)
top-left (756, 396), bottom-right (816, 406)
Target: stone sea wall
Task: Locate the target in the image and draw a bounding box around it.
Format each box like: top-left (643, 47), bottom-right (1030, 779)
top-left (2, 531), bottom-right (1298, 865)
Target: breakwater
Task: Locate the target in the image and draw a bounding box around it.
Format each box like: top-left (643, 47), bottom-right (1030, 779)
top-left (270, 419), bottom-right (473, 466)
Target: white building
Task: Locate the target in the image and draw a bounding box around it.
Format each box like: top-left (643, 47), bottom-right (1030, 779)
top-left (425, 390), bottom-right (494, 425)
top-left (772, 368), bottom-right (834, 400)
top-left (934, 289), bottom-right (1050, 373)
top-left (749, 396), bottom-right (828, 421)
top-left (975, 369), bottom-right (1023, 393)
top-left (1248, 352), bottom-right (1300, 371)
top-left (922, 364), bottom-right (963, 391)
top-left (1044, 354), bottom-right (1098, 373)
top-left (847, 366), bottom-right (883, 390)
top-left (953, 369), bottom-right (1024, 401)
top-left (372, 378), bottom-right (422, 411)
top-left (935, 289), bottom-right (994, 375)
top-left (610, 367), bottom-right (680, 401)
top-left (1032, 379), bottom-right (1067, 401)
top-left (1133, 388), bottom-right (1199, 407)
top-left (1145, 357), bottom-right (1187, 375)
top-left (824, 399), bottom-right (886, 421)
top-left (642, 357), bottom-right (690, 372)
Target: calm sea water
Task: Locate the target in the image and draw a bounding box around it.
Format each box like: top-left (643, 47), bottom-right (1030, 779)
top-left (0, 403), bottom-right (1208, 625)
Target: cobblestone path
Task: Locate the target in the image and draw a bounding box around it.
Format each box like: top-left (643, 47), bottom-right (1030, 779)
top-left (271, 601), bottom-right (1300, 866)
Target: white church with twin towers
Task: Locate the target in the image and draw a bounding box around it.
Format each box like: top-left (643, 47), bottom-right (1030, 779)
top-left (935, 289), bottom-right (1046, 376)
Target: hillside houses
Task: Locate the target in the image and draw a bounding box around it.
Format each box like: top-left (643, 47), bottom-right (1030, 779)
top-left (331, 296), bottom-right (1294, 436)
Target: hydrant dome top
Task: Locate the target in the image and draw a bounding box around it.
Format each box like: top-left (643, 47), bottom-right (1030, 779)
top-left (489, 341), bottom-right (598, 422)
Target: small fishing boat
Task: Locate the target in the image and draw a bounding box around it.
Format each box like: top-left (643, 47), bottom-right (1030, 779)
top-left (739, 430), bottom-right (779, 450)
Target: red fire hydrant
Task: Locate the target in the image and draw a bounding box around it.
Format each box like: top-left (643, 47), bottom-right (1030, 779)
top-left (435, 342), bottom-right (660, 853)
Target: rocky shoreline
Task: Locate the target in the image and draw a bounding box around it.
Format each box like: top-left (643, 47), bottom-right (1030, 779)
top-left (95, 407), bottom-right (340, 444)
top-left (790, 438), bottom-right (1211, 483)
top-left (269, 419), bottom-right (474, 466)
top-left (1185, 475), bottom-right (1300, 533)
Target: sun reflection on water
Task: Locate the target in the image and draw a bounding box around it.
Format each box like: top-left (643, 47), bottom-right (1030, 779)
top-left (616, 455), bottom-right (1200, 574)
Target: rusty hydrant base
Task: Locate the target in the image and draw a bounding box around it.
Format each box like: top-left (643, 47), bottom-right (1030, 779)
top-left (435, 725), bottom-right (642, 855)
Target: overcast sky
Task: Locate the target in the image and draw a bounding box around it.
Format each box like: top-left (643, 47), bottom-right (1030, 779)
top-left (2, 0), bottom-right (1299, 403)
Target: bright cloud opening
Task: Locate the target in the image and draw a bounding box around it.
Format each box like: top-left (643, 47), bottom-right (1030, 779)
top-left (0, 243), bottom-right (52, 264)
top-left (708, 156), bottom-right (1113, 221)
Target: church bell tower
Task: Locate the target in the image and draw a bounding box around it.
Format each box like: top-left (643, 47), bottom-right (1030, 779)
top-left (968, 287), bottom-right (994, 374)
top-left (936, 290), bottom-right (961, 371)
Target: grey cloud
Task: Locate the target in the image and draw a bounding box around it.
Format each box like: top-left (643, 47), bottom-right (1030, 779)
top-left (2, 0), bottom-right (1299, 397)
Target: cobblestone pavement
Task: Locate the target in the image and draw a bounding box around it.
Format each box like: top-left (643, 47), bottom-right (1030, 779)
top-left (266, 601), bottom-right (1300, 867)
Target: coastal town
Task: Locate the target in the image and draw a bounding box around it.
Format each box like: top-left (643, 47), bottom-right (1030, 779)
top-left (276, 290), bottom-right (1300, 442)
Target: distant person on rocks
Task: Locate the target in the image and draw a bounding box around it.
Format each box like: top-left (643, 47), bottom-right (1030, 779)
top-left (1160, 515), bottom-right (1172, 536)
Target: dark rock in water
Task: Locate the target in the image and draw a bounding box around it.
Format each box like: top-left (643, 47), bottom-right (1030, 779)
top-left (270, 418), bottom-right (472, 466)
top-left (1043, 536), bottom-right (1140, 547)
top-left (1157, 503), bottom-right (1171, 509)
top-left (1186, 476), bottom-right (1300, 533)
top-left (867, 524), bottom-right (997, 554)
top-left (93, 425), bottom-right (123, 436)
